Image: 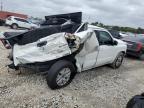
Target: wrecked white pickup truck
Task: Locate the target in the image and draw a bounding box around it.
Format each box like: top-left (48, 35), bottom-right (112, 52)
top-left (0, 12), bottom-right (127, 89)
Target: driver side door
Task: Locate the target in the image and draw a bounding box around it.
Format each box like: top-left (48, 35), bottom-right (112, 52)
top-left (95, 30), bottom-right (116, 66)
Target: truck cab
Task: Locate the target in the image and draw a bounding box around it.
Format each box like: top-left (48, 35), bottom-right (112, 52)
top-left (74, 24), bottom-right (127, 72)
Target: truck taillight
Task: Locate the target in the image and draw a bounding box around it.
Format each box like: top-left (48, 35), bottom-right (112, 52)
top-left (5, 44), bottom-right (11, 49)
top-left (0, 38), bottom-right (4, 44)
top-left (0, 38), bottom-right (11, 49)
top-left (136, 42), bottom-right (143, 52)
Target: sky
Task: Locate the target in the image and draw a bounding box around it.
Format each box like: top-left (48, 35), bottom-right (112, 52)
top-left (2, 0), bottom-right (144, 28)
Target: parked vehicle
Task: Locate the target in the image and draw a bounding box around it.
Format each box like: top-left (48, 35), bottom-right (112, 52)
top-left (138, 34), bottom-right (144, 37)
top-left (122, 36), bottom-right (144, 60)
top-left (0, 12), bottom-right (127, 89)
top-left (108, 30), bottom-right (122, 39)
top-left (108, 29), bottom-right (130, 39)
top-left (119, 32), bottom-right (129, 38)
top-left (5, 16), bottom-right (39, 29)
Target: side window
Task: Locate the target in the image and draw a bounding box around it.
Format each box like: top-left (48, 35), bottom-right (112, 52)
top-left (15, 18), bottom-right (29, 23)
top-left (14, 18), bottom-right (21, 21)
top-left (21, 19), bottom-right (29, 23)
top-left (95, 31), bottom-right (113, 45)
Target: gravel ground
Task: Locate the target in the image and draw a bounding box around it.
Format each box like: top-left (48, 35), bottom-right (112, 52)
top-left (0, 27), bottom-right (144, 108)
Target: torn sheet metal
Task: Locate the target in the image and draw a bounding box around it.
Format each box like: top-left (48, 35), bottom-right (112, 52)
top-left (13, 33), bottom-right (71, 66)
top-left (75, 30), bottom-right (99, 72)
top-left (65, 33), bottom-right (80, 52)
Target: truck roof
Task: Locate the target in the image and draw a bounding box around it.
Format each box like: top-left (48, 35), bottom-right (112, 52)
top-left (88, 24), bottom-right (106, 31)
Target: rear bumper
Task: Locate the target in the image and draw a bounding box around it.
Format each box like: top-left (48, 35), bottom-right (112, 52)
top-left (0, 39), bottom-right (11, 49)
top-left (18, 63), bottom-right (52, 72)
top-left (8, 59), bottom-right (57, 73)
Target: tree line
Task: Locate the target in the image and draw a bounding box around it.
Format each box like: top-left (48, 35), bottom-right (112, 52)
top-left (91, 22), bottom-right (144, 34)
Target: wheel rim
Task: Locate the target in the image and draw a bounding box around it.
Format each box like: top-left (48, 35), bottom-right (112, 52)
top-left (116, 55), bottom-right (123, 67)
top-left (56, 68), bottom-right (71, 86)
top-left (13, 25), bottom-right (17, 29)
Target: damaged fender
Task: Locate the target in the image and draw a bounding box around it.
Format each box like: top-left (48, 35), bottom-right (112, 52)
top-left (75, 30), bottom-right (99, 72)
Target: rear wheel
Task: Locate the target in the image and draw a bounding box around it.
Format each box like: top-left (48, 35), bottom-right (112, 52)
top-left (8, 50), bottom-right (13, 61)
top-left (11, 24), bottom-right (18, 29)
top-left (30, 27), bottom-right (35, 30)
top-left (111, 52), bottom-right (125, 69)
top-left (46, 60), bottom-right (76, 89)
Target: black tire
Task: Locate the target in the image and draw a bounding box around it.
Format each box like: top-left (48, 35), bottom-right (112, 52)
top-left (11, 23), bottom-right (18, 29)
top-left (30, 27), bottom-right (36, 30)
top-left (139, 52), bottom-right (144, 60)
top-left (110, 52), bottom-right (124, 69)
top-left (8, 50), bottom-right (13, 61)
top-left (46, 60), bottom-right (76, 89)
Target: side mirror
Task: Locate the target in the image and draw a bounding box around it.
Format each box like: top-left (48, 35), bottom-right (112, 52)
top-left (113, 40), bottom-right (118, 45)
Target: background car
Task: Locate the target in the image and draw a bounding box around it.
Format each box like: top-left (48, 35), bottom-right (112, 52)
top-left (119, 32), bottom-right (129, 38)
top-left (122, 36), bottom-right (144, 60)
top-left (5, 16), bottom-right (39, 29)
top-left (108, 30), bottom-right (129, 39)
top-left (108, 29), bottom-right (122, 39)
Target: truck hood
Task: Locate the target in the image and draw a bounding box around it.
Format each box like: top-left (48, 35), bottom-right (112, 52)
top-left (114, 38), bottom-right (127, 45)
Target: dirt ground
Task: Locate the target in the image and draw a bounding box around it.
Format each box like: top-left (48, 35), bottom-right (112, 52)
top-left (0, 27), bottom-right (144, 108)
top-left (0, 26), bottom-right (16, 32)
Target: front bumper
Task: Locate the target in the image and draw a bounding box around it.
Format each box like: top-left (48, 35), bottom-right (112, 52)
top-left (126, 50), bottom-right (141, 57)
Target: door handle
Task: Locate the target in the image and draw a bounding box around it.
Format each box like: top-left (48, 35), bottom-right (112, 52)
top-left (37, 41), bottom-right (47, 47)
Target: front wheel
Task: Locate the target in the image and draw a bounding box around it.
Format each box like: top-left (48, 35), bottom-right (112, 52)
top-left (30, 27), bottom-right (36, 30)
top-left (8, 49), bottom-right (13, 61)
top-left (11, 24), bottom-right (18, 29)
top-left (110, 52), bottom-right (125, 69)
top-left (46, 60), bottom-right (76, 89)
